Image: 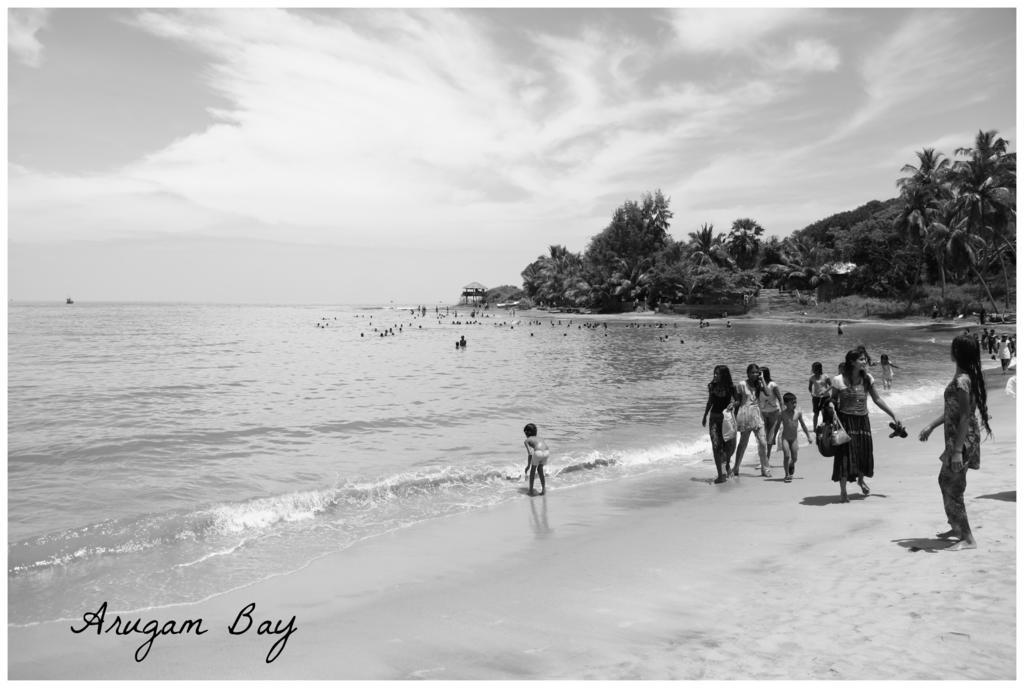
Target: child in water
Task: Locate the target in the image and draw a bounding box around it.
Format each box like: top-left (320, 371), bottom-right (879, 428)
top-left (807, 361), bottom-right (832, 429)
top-left (879, 354), bottom-right (900, 390)
top-left (779, 393), bottom-right (813, 483)
top-left (523, 423), bottom-right (550, 496)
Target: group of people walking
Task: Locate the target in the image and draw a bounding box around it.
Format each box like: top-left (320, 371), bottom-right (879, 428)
top-left (702, 362), bottom-right (822, 484)
top-left (701, 334), bottom-right (992, 550)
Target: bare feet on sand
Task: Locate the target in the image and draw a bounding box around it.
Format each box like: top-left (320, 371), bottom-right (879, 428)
top-left (936, 529), bottom-right (963, 540)
top-left (945, 539), bottom-right (977, 551)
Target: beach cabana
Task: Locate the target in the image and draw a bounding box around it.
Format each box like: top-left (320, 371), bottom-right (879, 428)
top-left (460, 282), bottom-right (487, 305)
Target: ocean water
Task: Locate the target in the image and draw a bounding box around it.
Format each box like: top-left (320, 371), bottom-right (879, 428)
top-left (6, 302), bottom-right (987, 625)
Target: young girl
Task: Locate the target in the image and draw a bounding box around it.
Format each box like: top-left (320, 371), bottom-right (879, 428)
top-left (779, 392), bottom-right (813, 483)
top-left (523, 423), bottom-right (550, 496)
top-left (830, 350), bottom-right (901, 502)
top-left (918, 335), bottom-right (992, 550)
top-left (879, 354), bottom-right (900, 390)
top-left (807, 361), bottom-right (832, 428)
top-left (757, 367), bottom-right (784, 455)
top-left (701, 365), bottom-right (739, 483)
top-left (733, 364), bottom-right (770, 478)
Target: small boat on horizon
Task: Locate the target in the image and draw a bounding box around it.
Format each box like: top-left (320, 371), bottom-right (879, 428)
top-left (66, 297), bottom-right (74, 304)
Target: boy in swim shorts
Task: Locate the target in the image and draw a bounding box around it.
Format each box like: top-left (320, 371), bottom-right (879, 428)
top-left (523, 422), bottom-right (549, 496)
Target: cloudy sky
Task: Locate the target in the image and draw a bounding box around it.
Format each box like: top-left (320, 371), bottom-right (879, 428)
top-left (6, 7), bottom-right (1017, 304)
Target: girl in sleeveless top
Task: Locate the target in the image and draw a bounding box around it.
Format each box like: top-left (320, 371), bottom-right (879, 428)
top-left (733, 364), bottom-right (770, 478)
top-left (918, 334), bottom-right (992, 550)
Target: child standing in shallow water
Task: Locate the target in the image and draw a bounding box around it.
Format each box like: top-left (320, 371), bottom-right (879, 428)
top-left (523, 423), bottom-right (549, 496)
top-left (879, 354), bottom-right (899, 390)
top-left (779, 393), bottom-right (812, 483)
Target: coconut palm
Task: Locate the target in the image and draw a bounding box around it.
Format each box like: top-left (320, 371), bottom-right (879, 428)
top-left (948, 149), bottom-right (1016, 309)
top-left (686, 223), bottom-right (733, 268)
top-left (922, 205), bottom-right (957, 302)
top-left (940, 215), bottom-right (1000, 313)
top-left (955, 129), bottom-right (1012, 167)
top-left (726, 218), bottom-right (765, 270)
top-left (539, 245), bottom-right (587, 307)
top-left (895, 148), bottom-right (953, 309)
top-left (897, 148), bottom-right (951, 194)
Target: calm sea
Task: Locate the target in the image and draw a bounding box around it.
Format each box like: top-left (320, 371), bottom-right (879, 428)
top-left (7, 302), bottom-right (978, 625)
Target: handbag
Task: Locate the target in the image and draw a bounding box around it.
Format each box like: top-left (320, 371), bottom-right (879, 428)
top-left (815, 418), bottom-right (849, 456)
top-left (721, 410), bottom-right (737, 442)
top-left (832, 418), bottom-right (851, 445)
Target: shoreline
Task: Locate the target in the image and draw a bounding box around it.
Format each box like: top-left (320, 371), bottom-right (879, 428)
top-left (507, 306), bottom-right (1015, 329)
top-left (9, 364), bottom-right (1017, 679)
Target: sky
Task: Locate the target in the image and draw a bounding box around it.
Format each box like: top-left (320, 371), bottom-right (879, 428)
top-left (5, 7), bottom-right (1018, 305)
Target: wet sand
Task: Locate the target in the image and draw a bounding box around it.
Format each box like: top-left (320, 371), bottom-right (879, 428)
top-left (8, 369), bottom-right (1017, 679)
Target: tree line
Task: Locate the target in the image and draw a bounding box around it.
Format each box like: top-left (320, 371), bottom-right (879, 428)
top-left (520, 129), bottom-right (1016, 315)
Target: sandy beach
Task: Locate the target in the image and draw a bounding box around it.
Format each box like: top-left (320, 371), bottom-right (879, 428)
top-left (8, 364), bottom-right (1017, 680)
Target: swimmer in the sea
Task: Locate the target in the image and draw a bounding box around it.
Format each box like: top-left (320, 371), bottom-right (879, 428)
top-left (523, 422), bottom-right (549, 496)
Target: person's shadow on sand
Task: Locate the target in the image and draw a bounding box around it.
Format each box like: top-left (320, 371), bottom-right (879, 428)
top-left (801, 494), bottom-right (868, 506)
top-left (978, 490), bottom-right (1016, 502)
top-left (893, 537), bottom-right (956, 553)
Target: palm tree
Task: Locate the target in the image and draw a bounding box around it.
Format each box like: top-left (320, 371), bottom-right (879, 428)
top-left (941, 215), bottom-right (1000, 313)
top-left (539, 245), bottom-right (586, 307)
top-left (950, 131), bottom-right (1015, 307)
top-left (948, 145), bottom-right (1016, 309)
top-left (686, 223), bottom-right (733, 268)
top-left (955, 129), bottom-right (1012, 166)
top-left (897, 147), bottom-right (951, 194)
top-left (895, 148), bottom-right (952, 309)
top-left (726, 218), bottom-right (765, 270)
top-left (923, 207), bottom-right (955, 302)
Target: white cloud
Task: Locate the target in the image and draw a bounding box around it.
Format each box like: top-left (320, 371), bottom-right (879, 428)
top-left (9, 9), bottom-right (785, 248)
top-left (9, 7), bottom-right (1013, 277)
top-left (9, 7), bottom-right (805, 256)
top-left (8, 8), bottom-right (51, 67)
top-left (666, 8), bottom-right (811, 55)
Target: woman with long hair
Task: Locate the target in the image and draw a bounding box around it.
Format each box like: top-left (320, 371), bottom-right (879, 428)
top-left (733, 364), bottom-right (770, 478)
top-left (701, 365), bottom-right (739, 483)
top-left (918, 334), bottom-right (992, 550)
top-left (830, 349), bottom-right (900, 502)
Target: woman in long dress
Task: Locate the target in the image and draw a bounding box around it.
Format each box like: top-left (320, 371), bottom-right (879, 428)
top-left (918, 334), bottom-right (992, 550)
top-left (830, 349), bottom-right (900, 502)
top-left (701, 365), bottom-right (739, 483)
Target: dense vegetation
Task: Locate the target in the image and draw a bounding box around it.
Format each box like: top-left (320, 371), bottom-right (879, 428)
top-left (519, 130), bottom-right (1016, 316)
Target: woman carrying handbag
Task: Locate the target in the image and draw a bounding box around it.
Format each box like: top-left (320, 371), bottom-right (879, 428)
top-left (702, 365), bottom-right (740, 484)
top-left (830, 349), bottom-right (901, 502)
